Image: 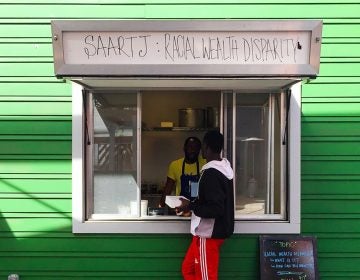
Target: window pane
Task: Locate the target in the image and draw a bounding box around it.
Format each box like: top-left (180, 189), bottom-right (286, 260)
top-left (234, 93), bottom-right (282, 217)
top-left (91, 92), bottom-right (139, 216)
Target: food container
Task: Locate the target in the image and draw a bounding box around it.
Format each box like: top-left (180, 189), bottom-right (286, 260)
top-left (178, 108), bottom-right (205, 128)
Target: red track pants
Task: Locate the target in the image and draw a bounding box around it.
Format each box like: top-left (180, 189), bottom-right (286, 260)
top-left (182, 235), bottom-right (224, 280)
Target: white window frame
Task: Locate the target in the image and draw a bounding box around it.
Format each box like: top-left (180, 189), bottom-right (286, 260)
top-left (72, 81), bottom-right (301, 234)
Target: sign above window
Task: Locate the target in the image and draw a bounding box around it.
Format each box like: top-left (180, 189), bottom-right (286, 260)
top-left (51, 20), bottom-right (322, 78)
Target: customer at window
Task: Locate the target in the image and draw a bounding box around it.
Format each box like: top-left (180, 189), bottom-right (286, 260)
top-left (176, 130), bottom-right (234, 280)
top-left (159, 136), bottom-right (206, 208)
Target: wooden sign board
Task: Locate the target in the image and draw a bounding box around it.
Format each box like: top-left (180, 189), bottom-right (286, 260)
top-left (260, 235), bottom-right (319, 280)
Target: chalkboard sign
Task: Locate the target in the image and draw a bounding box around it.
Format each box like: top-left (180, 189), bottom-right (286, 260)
top-left (260, 235), bottom-right (318, 280)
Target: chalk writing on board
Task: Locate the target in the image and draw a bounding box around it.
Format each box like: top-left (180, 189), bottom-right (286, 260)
top-left (76, 31), bottom-right (306, 65)
top-left (260, 236), bottom-right (318, 280)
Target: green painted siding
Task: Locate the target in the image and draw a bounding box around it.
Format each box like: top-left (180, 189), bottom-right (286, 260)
top-left (0, 1), bottom-right (359, 279)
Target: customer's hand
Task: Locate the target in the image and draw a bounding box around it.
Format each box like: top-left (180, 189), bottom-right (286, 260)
top-left (175, 198), bottom-right (190, 215)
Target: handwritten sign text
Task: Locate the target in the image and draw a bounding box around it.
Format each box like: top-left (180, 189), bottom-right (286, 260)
top-left (63, 31), bottom-right (310, 65)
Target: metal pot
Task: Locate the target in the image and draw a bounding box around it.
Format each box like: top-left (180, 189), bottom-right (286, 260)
top-left (178, 108), bottom-right (205, 128)
top-left (206, 107), bottom-right (220, 128)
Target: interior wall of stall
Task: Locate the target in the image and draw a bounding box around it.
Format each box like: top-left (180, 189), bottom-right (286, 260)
top-left (0, 1), bottom-right (359, 279)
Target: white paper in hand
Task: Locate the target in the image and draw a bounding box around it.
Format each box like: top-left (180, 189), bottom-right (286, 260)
top-left (165, 196), bottom-right (189, 208)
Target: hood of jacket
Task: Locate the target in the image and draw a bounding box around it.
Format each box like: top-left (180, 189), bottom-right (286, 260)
top-left (201, 158), bottom-right (234, 180)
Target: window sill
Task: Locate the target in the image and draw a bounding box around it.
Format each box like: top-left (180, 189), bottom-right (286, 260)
top-left (73, 218), bottom-right (299, 234)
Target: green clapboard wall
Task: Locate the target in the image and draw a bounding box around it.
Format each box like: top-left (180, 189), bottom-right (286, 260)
top-left (0, 1), bottom-right (359, 279)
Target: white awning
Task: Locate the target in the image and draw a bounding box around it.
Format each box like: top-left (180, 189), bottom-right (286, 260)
top-left (73, 77), bottom-right (301, 93)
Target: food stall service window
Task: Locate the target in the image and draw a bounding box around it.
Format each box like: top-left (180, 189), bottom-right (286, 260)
top-left (72, 81), bottom-right (301, 234)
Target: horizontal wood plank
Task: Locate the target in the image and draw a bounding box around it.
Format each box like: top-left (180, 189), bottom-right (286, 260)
top-left (0, 101), bottom-right (71, 115)
top-left (0, 178), bottom-right (71, 193)
top-left (302, 102), bottom-right (360, 116)
top-left (0, 120), bottom-right (71, 134)
top-left (0, 160), bottom-right (71, 173)
top-left (0, 140), bottom-right (71, 154)
top-left (302, 141), bottom-right (360, 155)
top-left (302, 160), bottom-right (360, 175)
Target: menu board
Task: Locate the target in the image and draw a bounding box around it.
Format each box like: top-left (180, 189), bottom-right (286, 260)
top-left (260, 235), bottom-right (318, 280)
